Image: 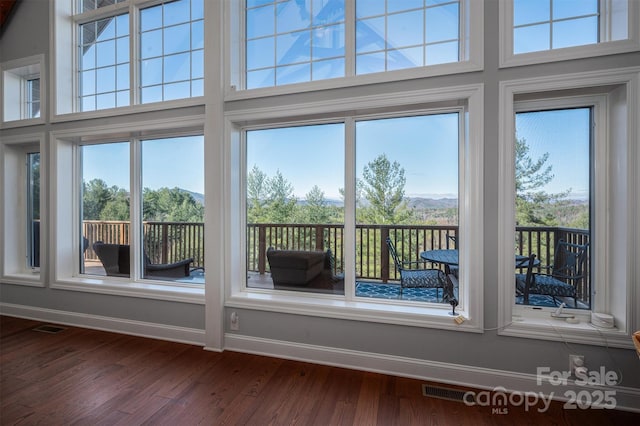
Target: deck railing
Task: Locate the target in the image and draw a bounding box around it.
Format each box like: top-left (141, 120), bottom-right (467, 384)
top-left (83, 220), bottom-right (590, 304)
top-left (83, 220), bottom-right (205, 268)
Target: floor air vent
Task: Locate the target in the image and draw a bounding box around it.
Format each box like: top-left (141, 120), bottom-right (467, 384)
top-left (32, 324), bottom-right (67, 334)
top-left (422, 384), bottom-right (472, 403)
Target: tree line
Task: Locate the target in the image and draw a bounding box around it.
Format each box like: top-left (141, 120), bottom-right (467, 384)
top-left (82, 140), bottom-right (587, 229)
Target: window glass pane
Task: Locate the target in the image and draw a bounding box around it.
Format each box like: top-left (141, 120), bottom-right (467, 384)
top-left (312, 57), bottom-right (345, 80)
top-left (426, 41), bottom-right (459, 65)
top-left (164, 53), bottom-right (191, 83)
top-left (276, 1), bottom-right (311, 33)
top-left (514, 24), bottom-right (550, 54)
top-left (553, 0), bottom-right (597, 20)
top-left (552, 17), bottom-right (598, 49)
top-left (164, 0), bottom-right (191, 26)
top-left (312, 24), bottom-right (345, 60)
top-left (388, 0), bottom-right (423, 14)
top-left (514, 0), bottom-right (550, 26)
top-left (141, 136), bottom-right (204, 283)
top-left (355, 114), bottom-right (459, 304)
top-left (246, 124), bottom-right (345, 295)
top-left (26, 79), bottom-right (41, 119)
top-left (165, 24), bottom-right (191, 55)
top-left (27, 153), bottom-right (40, 268)
top-left (425, 3), bottom-right (459, 44)
top-left (514, 108), bottom-right (591, 309)
top-left (81, 0), bottom-right (126, 13)
top-left (139, 0), bottom-right (204, 103)
top-left (356, 17), bottom-right (385, 54)
top-left (81, 142), bottom-right (130, 277)
top-left (387, 10), bottom-right (424, 49)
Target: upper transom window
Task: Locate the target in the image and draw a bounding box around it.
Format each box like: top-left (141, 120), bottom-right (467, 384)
top-left (73, 0), bottom-right (204, 113)
top-left (244, 0), bottom-right (470, 90)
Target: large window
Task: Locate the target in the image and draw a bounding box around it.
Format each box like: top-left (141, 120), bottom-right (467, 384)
top-left (241, 0), bottom-right (478, 91)
top-left (498, 70), bottom-right (638, 347)
top-left (513, 0), bottom-right (599, 54)
top-left (64, 0), bottom-right (203, 114)
top-left (355, 114), bottom-right (459, 304)
top-left (514, 107), bottom-right (591, 310)
top-left (500, 0), bottom-right (638, 67)
top-left (245, 123), bottom-right (345, 295)
top-left (231, 84), bottom-right (484, 329)
top-left (1, 136), bottom-right (44, 285)
top-left (2, 55), bottom-right (44, 124)
top-left (77, 135), bottom-right (204, 286)
top-left (27, 152), bottom-right (41, 269)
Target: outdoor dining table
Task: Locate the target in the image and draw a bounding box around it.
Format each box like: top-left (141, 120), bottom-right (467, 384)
top-left (419, 249), bottom-right (540, 302)
top-left (420, 249), bottom-right (540, 269)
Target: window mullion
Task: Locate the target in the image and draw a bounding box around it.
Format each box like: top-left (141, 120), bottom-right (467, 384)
top-left (130, 139), bottom-right (142, 280)
top-left (344, 117), bottom-right (356, 300)
top-left (131, 2), bottom-right (139, 106)
top-left (344, 0), bottom-right (356, 78)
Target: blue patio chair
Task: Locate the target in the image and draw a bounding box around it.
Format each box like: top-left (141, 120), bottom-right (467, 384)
top-left (518, 239), bottom-right (589, 308)
top-left (386, 237), bottom-right (447, 300)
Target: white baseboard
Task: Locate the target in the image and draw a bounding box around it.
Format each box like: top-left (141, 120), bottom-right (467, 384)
top-left (0, 302), bottom-right (205, 346)
top-left (225, 333), bottom-right (640, 413)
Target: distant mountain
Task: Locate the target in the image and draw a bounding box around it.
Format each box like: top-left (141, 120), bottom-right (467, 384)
top-left (183, 190), bottom-right (204, 205)
top-left (406, 197), bottom-right (458, 209)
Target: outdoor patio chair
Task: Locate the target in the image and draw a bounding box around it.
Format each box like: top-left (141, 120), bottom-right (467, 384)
top-left (385, 237), bottom-right (447, 299)
top-left (517, 239), bottom-right (588, 308)
top-left (92, 241), bottom-right (193, 279)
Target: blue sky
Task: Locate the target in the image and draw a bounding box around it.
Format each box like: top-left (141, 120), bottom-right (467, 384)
top-left (82, 136), bottom-right (205, 194)
top-left (516, 108), bottom-right (590, 198)
top-left (247, 113), bottom-right (459, 200)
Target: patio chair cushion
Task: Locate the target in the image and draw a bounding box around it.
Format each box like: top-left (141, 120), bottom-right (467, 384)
top-left (400, 268), bottom-right (444, 289)
top-left (526, 274), bottom-right (576, 298)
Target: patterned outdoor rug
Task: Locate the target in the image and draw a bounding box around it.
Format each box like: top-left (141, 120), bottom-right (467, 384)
top-left (356, 282), bottom-right (577, 308)
top-left (355, 282), bottom-right (445, 302)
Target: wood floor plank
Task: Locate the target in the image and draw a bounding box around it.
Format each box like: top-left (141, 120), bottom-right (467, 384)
top-left (2, 315), bottom-right (639, 425)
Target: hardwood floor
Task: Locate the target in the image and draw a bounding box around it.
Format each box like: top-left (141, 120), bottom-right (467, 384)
top-left (1, 315), bottom-right (638, 425)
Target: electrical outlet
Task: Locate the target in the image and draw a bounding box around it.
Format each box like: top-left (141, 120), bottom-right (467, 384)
top-left (230, 311), bottom-right (239, 331)
top-left (569, 354), bottom-right (584, 374)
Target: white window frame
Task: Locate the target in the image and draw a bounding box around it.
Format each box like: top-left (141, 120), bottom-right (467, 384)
top-left (51, 0), bottom-right (205, 121)
top-left (50, 115), bottom-right (206, 303)
top-left (1, 55), bottom-right (46, 128)
top-left (225, 0), bottom-right (484, 101)
top-left (497, 68), bottom-right (640, 348)
top-left (224, 84), bottom-right (484, 332)
top-left (0, 133), bottom-right (46, 287)
top-left (499, 0), bottom-right (640, 68)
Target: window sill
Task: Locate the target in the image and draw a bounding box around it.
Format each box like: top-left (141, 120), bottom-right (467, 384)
top-left (1, 272), bottom-right (43, 287)
top-left (51, 276), bottom-right (205, 304)
top-left (500, 39), bottom-right (640, 69)
top-left (51, 97), bottom-right (205, 124)
top-left (498, 310), bottom-right (633, 349)
top-left (1, 116), bottom-right (46, 129)
top-left (226, 289), bottom-right (482, 332)
top-left (225, 60), bottom-right (483, 102)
